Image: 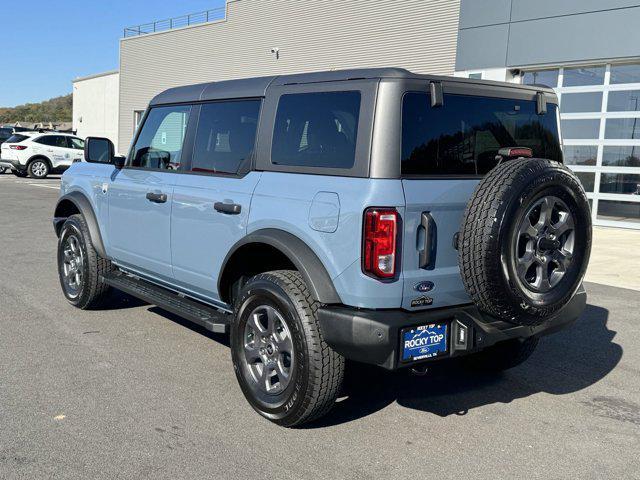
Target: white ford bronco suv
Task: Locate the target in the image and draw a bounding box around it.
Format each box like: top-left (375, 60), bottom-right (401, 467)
top-left (53, 68), bottom-right (591, 427)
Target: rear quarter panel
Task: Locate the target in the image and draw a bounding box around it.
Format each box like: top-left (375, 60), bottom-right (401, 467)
top-left (249, 172), bottom-right (406, 309)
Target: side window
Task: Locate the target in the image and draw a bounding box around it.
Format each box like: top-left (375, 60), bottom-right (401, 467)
top-left (271, 91), bottom-right (361, 169)
top-left (68, 137), bottom-right (85, 150)
top-left (35, 136), bottom-right (67, 147)
top-left (191, 100), bottom-right (261, 175)
top-left (131, 105), bottom-right (191, 170)
top-left (34, 136), bottom-right (56, 146)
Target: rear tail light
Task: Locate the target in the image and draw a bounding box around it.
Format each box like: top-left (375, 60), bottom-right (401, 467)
top-left (10, 145), bottom-right (27, 150)
top-left (498, 147), bottom-right (532, 158)
top-left (363, 207), bottom-right (399, 279)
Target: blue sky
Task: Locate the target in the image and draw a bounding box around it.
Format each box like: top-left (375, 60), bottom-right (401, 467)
top-left (1, 0), bottom-right (225, 107)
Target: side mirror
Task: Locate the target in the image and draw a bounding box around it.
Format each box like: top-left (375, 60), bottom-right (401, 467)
top-left (84, 137), bottom-right (121, 168)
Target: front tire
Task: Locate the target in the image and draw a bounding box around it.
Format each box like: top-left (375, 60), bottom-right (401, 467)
top-left (28, 158), bottom-right (50, 179)
top-left (231, 270), bottom-right (344, 427)
top-left (57, 214), bottom-right (113, 309)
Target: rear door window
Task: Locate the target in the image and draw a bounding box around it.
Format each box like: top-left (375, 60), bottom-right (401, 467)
top-left (35, 135), bottom-right (68, 148)
top-left (401, 93), bottom-right (562, 176)
top-left (271, 91), bottom-right (361, 169)
top-left (191, 100), bottom-right (261, 175)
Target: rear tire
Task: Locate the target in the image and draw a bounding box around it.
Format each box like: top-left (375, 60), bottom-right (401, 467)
top-left (28, 158), bottom-right (50, 179)
top-left (57, 214), bottom-right (113, 309)
top-left (231, 270), bottom-right (344, 427)
top-left (464, 338), bottom-right (539, 372)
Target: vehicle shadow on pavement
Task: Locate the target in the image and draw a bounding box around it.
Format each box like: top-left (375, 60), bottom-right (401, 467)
top-left (96, 290), bottom-right (149, 311)
top-left (147, 306), bottom-right (231, 348)
top-left (307, 304), bottom-right (621, 428)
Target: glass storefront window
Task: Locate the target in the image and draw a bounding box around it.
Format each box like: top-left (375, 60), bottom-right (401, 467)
top-left (561, 92), bottom-right (602, 113)
top-left (561, 119), bottom-right (600, 139)
top-left (575, 172), bottom-right (595, 192)
top-left (607, 90), bottom-right (640, 111)
top-left (610, 64), bottom-right (640, 84)
top-left (519, 62), bottom-right (640, 229)
top-left (600, 173), bottom-right (640, 195)
top-left (597, 200), bottom-right (640, 224)
top-left (522, 69), bottom-right (559, 88)
top-left (605, 118), bottom-right (640, 139)
top-left (563, 145), bottom-right (597, 166)
top-left (602, 146), bottom-right (640, 167)
top-left (563, 66), bottom-right (605, 87)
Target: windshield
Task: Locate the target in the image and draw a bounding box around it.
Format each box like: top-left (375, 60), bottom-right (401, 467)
top-left (402, 93), bottom-right (562, 176)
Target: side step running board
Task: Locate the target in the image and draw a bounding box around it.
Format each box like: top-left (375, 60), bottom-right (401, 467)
top-left (102, 271), bottom-right (232, 334)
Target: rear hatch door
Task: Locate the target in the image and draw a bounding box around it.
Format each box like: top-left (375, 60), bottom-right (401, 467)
top-left (400, 85), bottom-right (562, 311)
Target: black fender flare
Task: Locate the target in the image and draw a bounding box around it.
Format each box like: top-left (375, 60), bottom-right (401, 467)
top-left (53, 191), bottom-right (107, 258)
top-left (219, 229), bottom-right (342, 305)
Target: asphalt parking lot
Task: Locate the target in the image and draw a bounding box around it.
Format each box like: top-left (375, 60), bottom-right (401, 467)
top-left (1, 173), bottom-right (639, 480)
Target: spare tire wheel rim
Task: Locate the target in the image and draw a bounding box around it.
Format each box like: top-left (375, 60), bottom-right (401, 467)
top-left (513, 195), bottom-right (575, 293)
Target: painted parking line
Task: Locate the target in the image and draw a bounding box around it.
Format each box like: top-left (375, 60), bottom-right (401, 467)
top-left (25, 183), bottom-right (60, 190)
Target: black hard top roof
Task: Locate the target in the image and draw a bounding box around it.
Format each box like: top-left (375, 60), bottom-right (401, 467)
top-left (149, 67), bottom-right (555, 106)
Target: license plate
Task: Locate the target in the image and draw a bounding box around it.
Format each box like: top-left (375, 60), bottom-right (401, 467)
top-left (401, 323), bottom-right (448, 362)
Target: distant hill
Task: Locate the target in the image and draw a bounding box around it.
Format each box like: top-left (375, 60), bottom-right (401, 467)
top-left (0, 94), bottom-right (72, 124)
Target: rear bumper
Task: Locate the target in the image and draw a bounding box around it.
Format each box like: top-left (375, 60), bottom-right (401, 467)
top-left (317, 286), bottom-right (586, 370)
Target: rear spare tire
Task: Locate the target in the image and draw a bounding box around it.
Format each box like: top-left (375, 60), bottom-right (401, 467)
top-left (458, 158), bottom-right (591, 326)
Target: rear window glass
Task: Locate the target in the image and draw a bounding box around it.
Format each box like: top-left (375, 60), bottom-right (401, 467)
top-left (272, 91), bottom-right (360, 169)
top-left (192, 100), bottom-right (261, 175)
top-left (5, 134), bottom-right (28, 143)
top-left (401, 93), bottom-right (562, 176)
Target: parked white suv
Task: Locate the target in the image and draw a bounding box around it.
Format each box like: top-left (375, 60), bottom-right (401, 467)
top-left (0, 132), bottom-right (85, 179)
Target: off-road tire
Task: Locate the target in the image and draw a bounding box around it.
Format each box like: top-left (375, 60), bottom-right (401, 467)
top-left (231, 270), bottom-right (345, 427)
top-left (464, 338), bottom-right (539, 372)
top-left (27, 158), bottom-right (50, 179)
top-left (57, 214), bottom-right (114, 309)
top-left (458, 158), bottom-right (591, 326)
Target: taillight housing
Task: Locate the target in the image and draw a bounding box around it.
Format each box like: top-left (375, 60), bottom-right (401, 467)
top-left (363, 207), bottom-right (399, 279)
top-left (10, 145), bottom-right (27, 150)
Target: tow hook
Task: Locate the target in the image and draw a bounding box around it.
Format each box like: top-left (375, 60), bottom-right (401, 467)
top-left (410, 365), bottom-right (429, 376)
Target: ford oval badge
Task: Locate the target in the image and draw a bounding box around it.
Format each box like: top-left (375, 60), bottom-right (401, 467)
top-left (414, 281), bottom-right (435, 293)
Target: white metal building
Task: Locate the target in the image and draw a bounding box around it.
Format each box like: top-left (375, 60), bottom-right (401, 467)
top-left (72, 71), bottom-right (120, 145)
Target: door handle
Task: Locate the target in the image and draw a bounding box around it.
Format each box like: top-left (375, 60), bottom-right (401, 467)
top-left (419, 212), bottom-right (437, 270)
top-left (146, 192), bottom-right (168, 204)
top-left (214, 202), bottom-right (241, 215)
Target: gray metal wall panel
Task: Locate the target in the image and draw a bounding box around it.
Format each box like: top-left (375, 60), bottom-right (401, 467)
top-left (511, 0), bottom-right (640, 22)
top-left (118, 0), bottom-right (461, 152)
top-left (455, 24), bottom-right (510, 70)
top-left (459, 0), bottom-right (511, 29)
top-left (507, 7), bottom-right (640, 67)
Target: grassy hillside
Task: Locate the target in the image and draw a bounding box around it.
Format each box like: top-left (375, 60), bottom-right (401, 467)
top-left (0, 94), bottom-right (72, 124)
